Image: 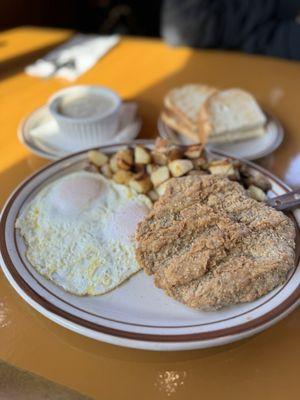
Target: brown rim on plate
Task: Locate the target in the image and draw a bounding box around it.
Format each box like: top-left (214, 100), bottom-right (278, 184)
top-left (1, 141), bottom-right (299, 343)
top-left (10, 164), bottom-right (299, 329)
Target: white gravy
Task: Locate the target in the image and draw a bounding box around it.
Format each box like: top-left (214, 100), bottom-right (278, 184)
top-left (58, 94), bottom-right (115, 119)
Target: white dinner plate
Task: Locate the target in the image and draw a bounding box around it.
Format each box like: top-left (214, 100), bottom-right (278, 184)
top-left (18, 103), bottom-right (142, 160)
top-left (0, 140), bottom-right (299, 351)
top-left (158, 113), bottom-right (284, 160)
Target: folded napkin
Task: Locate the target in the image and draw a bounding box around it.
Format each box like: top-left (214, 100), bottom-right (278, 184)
top-left (25, 34), bottom-right (120, 81)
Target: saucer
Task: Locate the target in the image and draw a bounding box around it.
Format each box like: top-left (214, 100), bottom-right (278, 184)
top-left (158, 112), bottom-right (284, 160)
top-left (18, 102), bottom-right (141, 160)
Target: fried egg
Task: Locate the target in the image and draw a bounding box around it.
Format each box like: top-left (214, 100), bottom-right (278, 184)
top-left (16, 171), bottom-right (151, 295)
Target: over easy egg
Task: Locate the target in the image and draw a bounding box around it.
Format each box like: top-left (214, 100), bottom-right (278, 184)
top-left (16, 171), bottom-right (151, 295)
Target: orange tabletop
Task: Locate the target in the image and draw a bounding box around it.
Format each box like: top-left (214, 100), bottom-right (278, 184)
top-left (1, 26), bottom-right (300, 399)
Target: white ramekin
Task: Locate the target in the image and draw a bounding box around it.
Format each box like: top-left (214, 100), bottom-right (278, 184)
top-left (48, 85), bottom-right (121, 148)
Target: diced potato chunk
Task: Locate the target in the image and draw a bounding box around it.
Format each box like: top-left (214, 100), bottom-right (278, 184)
top-left (150, 166), bottom-right (170, 187)
top-left (148, 190), bottom-right (159, 202)
top-left (134, 164), bottom-right (146, 175)
top-left (134, 146), bottom-right (151, 164)
top-left (109, 154), bottom-right (119, 173)
top-left (129, 176), bottom-right (152, 194)
top-left (192, 157), bottom-right (207, 169)
top-left (208, 160), bottom-right (235, 176)
top-left (154, 137), bottom-right (169, 152)
top-left (112, 170), bottom-right (133, 184)
top-left (146, 164), bottom-right (157, 175)
top-left (116, 149), bottom-right (133, 170)
top-left (246, 170), bottom-right (272, 192)
top-left (88, 150), bottom-right (108, 167)
top-left (151, 150), bottom-right (168, 166)
top-left (156, 179), bottom-right (173, 196)
top-left (100, 163), bottom-right (113, 178)
top-left (184, 144), bottom-right (203, 159)
top-left (167, 147), bottom-right (183, 161)
top-left (239, 164), bottom-right (251, 178)
top-left (247, 185), bottom-right (267, 202)
top-left (168, 159), bottom-right (193, 177)
top-left (228, 169), bottom-right (241, 182)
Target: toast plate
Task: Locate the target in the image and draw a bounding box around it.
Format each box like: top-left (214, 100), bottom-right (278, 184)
top-left (158, 113), bottom-right (284, 160)
top-left (1, 140), bottom-right (299, 351)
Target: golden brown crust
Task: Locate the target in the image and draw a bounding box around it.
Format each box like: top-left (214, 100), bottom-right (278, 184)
top-left (161, 110), bottom-right (200, 142)
top-left (135, 175), bottom-right (296, 310)
top-left (164, 84), bottom-right (216, 126)
top-left (163, 84), bottom-right (217, 144)
top-left (198, 95), bottom-right (215, 139)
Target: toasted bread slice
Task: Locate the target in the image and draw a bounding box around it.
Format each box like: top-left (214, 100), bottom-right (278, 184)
top-left (164, 84), bottom-right (217, 141)
top-left (161, 110), bottom-right (199, 142)
top-left (199, 88), bottom-right (266, 143)
top-left (208, 126), bottom-right (266, 144)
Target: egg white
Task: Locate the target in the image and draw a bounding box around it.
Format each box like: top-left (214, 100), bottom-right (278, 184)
top-left (16, 171), bottom-right (151, 295)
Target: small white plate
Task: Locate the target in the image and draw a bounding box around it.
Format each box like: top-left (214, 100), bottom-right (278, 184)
top-left (0, 141), bottom-right (299, 351)
top-left (18, 102), bottom-right (142, 160)
top-left (158, 113), bottom-right (284, 160)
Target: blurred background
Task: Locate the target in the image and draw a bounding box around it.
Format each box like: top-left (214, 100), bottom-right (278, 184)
top-left (1, 0), bottom-right (300, 60)
top-left (0, 0), bottom-right (161, 37)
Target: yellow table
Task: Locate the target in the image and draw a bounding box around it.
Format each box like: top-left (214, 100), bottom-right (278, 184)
top-left (1, 27), bottom-right (300, 399)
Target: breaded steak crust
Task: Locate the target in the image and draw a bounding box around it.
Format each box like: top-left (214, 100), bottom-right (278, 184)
top-left (135, 175), bottom-right (296, 310)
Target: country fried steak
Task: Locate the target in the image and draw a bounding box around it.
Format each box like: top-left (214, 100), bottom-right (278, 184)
top-left (135, 175), bottom-right (296, 310)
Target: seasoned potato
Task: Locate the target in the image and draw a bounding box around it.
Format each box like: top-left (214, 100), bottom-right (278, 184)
top-left (116, 149), bottom-right (133, 170)
top-left (129, 176), bottom-right (152, 194)
top-left (150, 166), bottom-right (170, 187)
top-left (192, 157), bottom-right (207, 170)
top-left (109, 154), bottom-right (119, 173)
top-left (155, 179), bottom-right (173, 196)
top-left (239, 164), bottom-right (252, 178)
top-left (134, 146), bottom-right (151, 164)
top-left (184, 144), bottom-right (203, 159)
top-left (146, 164), bottom-right (157, 175)
top-left (88, 150), bottom-right (109, 167)
top-left (151, 150), bottom-right (168, 166)
top-left (132, 169), bottom-right (147, 180)
top-left (154, 138), bottom-right (170, 152)
top-left (112, 170), bottom-right (133, 184)
top-left (134, 163), bottom-right (146, 174)
top-left (228, 169), bottom-right (241, 182)
top-left (247, 185), bottom-right (267, 202)
top-left (86, 139), bottom-right (272, 206)
top-left (168, 159), bottom-right (193, 177)
top-left (167, 147), bottom-right (183, 161)
top-left (245, 170), bottom-right (272, 192)
top-left (148, 190), bottom-right (159, 202)
top-left (100, 163), bottom-right (113, 179)
top-left (208, 160), bottom-right (235, 177)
